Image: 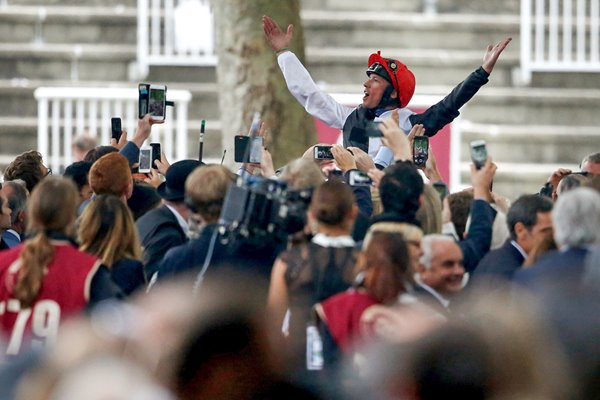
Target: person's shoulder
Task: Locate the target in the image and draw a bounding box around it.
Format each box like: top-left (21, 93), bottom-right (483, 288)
top-left (137, 205), bottom-right (171, 223)
top-left (475, 241), bottom-right (523, 273)
top-left (136, 205), bottom-right (182, 235)
top-left (112, 258), bottom-right (144, 270)
top-left (60, 244), bottom-right (99, 264)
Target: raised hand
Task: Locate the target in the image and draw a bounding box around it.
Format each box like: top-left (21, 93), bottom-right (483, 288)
top-left (482, 37), bottom-right (512, 74)
top-left (262, 15), bottom-right (293, 52)
top-left (332, 144), bottom-right (357, 172)
top-left (347, 146), bottom-right (375, 172)
top-left (110, 129), bottom-right (128, 150)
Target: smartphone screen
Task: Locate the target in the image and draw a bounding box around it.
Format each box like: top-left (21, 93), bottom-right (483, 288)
top-left (314, 145), bottom-right (334, 160)
top-left (470, 140), bottom-right (487, 170)
top-left (138, 148), bottom-right (152, 173)
top-left (148, 85), bottom-right (166, 121)
top-left (150, 143), bottom-right (161, 169)
top-left (413, 136), bottom-right (429, 167)
top-left (138, 83), bottom-right (149, 119)
top-left (348, 170), bottom-right (373, 186)
top-left (111, 117), bottom-right (122, 142)
top-left (234, 136), bottom-right (263, 163)
top-left (248, 137), bottom-right (263, 164)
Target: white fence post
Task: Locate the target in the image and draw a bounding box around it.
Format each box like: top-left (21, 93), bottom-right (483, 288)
top-left (137, 0), bottom-right (150, 78)
top-left (521, 0), bottom-right (600, 83)
top-left (137, 0), bottom-right (217, 78)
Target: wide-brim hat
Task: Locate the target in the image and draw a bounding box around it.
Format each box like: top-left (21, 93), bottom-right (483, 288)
top-left (367, 51), bottom-right (416, 108)
top-left (157, 159), bottom-right (202, 201)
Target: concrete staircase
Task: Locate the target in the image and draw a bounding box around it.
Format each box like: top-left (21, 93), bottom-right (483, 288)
top-left (0, 0), bottom-right (597, 200)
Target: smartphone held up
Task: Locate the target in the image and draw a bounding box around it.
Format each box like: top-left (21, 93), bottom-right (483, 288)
top-left (313, 145), bottom-right (334, 160)
top-left (138, 83), bottom-right (167, 121)
top-left (470, 140), bottom-right (488, 170)
top-left (111, 117), bottom-right (122, 142)
top-left (413, 136), bottom-right (429, 167)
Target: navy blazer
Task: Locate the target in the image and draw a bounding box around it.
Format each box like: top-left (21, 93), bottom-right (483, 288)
top-left (513, 247), bottom-right (589, 291)
top-left (471, 239), bottom-right (525, 289)
top-left (136, 205), bottom-right (187, 280)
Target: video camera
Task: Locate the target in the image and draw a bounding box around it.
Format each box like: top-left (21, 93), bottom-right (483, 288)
top-left (217, 176), bottom-right (312, 250)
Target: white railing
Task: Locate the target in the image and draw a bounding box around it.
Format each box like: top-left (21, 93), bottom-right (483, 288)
top-left (34, 87), bottom-right (192, 172)
top-left (137, 0), bottom-right (217, 78)
top-left (521, 0), bottom-right (600, 83)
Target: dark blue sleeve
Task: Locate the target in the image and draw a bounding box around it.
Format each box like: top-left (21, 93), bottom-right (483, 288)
top-left (409, 67), bottom-right (489, 137)
top-left (156, 245), bottom-right (184, 281)
top-left (89, 265), bottom-right (123, 307)
top-left (352, 186), bottom-right (373, 217)
top-left (119, 141), bottom-right (140, 166)
top-left (458, 199), bottom-right (496, 273)
top-left (348, 178), bottom-right (373, 217)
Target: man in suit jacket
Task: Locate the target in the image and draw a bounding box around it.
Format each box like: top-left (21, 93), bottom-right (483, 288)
top-left (0, 181), bottom-right (28, 248)
top-left (472, 194), bottom-right (553, 288)
top-left (414, 234), bottom-right (465, 316)
top-left (514, 188), bottom-right (600, 290)
top-left (137, 160), bottom-right (202, 279)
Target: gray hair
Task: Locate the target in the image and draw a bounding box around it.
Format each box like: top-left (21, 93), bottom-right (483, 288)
top-left (580, 152), bottom-right (600, 170)
top-left (419, 234), bottom-right (457, 269)
top-left (553, 187), bottom-right (600, 248)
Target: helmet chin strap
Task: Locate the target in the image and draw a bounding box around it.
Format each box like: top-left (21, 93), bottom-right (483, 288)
top-left (370, 85), bottom-right (400, 111)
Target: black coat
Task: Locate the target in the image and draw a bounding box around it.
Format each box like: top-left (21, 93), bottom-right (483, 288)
top-left (471, 239), bottom-right (525, 289)
top-left (136, 205), bottom-right (187, 280)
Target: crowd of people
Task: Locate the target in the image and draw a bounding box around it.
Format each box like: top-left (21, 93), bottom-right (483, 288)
top-left (0, 14), bottom-right (598, 400)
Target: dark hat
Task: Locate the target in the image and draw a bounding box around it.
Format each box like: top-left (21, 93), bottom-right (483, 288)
top-left (367, 51), bottom-right (415, 108)
top-left (157, 159), bottom-right (202, 201)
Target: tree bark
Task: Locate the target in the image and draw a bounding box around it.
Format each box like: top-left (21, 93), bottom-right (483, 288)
top-left (213, 0), bottom-right (317, 168)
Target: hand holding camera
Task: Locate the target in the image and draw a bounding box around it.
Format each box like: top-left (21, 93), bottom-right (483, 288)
top-left (132, 114), bottom-right (163, 149)
top-left (110, 117), bottom-right (128, 150)
top-left (331, 144), bottom-right (357, 172)
top-left (470, 156), bottom-right (497, 202)
top-left (423, 144), bottom-right (443, 182)
top-left (347, 146), bottom-right (375, 172)
top-left (367, 168), bottom-right (385, 188)
top-left (379, 117), bottom-right (418, 162)
top-left (260, 147), bottom-right (276, 178)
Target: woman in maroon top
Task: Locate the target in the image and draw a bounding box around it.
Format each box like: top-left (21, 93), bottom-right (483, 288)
top-left (0, 177), bottom-right (120, 356)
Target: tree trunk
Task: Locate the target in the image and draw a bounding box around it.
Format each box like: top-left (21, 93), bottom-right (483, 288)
top-left (213, 0), bottom-right (317, 169)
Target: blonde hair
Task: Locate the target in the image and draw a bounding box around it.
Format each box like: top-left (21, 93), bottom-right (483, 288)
top-left (416, 184), bottom-right (442, 234)
top-left (78, 194), bottom-right (142, 267)
top-left (363, 222), bottom-right (423, 250)
top-left (16, 177), bottom-right (79, 308)
top-left (185, 165), bottom-right (234, 223)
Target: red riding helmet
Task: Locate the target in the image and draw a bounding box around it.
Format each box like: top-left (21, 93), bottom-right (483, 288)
top-left (367, 51), bottom-right (416, 108)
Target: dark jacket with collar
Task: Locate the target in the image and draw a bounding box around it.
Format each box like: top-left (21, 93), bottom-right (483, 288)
top-left (136, 205), bottom-right (187, 280)
top-left (471, 239), bottom-right (525, 289)
top-left (513, 247), bottom-right (589, 290)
